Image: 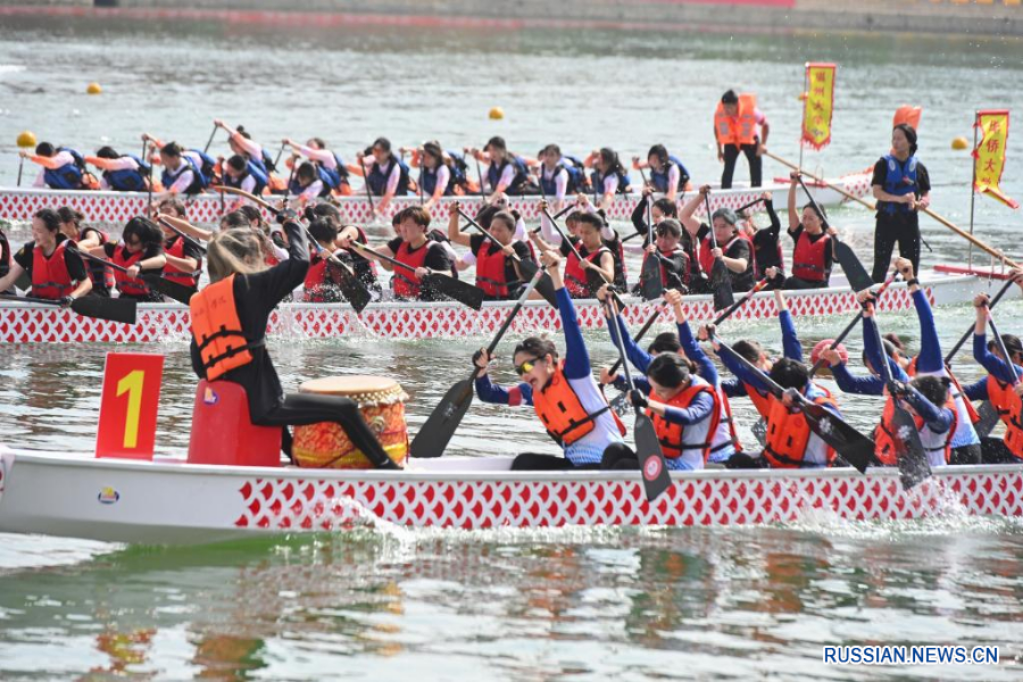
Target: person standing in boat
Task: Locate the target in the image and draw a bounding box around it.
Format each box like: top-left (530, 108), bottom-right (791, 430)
top-left (714, 89), bottom-right (769, 189)
top-left (351, 137), bottom-right (412, 218)
top-left (20, 143), bottom-right (91, 190)
top-left (364, 206), bottom-right (454, 301)
top-left (472, 250), bottom-right (629, 470)
top-left (870, 123), bottom-right (930, 282)
top-left (0, 208), bottom-right (92, 302)
top-left (188, 213), bottom-right (398, 469)
top-left (85, 146), bottom-right (150, 192)
top-left (87, 217), bottom-right (167, 303)
top-left (680, 186), bottom-right (755, 292)
top-left (283, 137), bottom-right (351, 196)
top-left (632, 144), bottom-right (692, 202)
top-left (446, 201), bottom-right (536, 301)
top-left (57, 207), bottom-right (113, 298)
top-left (767, 174), bottom-right (837, 290)
top-left (584, 148), bottom-right (631, 212)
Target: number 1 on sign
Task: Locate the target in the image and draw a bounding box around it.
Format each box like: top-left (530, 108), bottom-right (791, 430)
top-left (116, 370), bottom-right (144, 449)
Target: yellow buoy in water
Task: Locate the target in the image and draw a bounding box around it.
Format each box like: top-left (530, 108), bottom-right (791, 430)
top-left (951, 136), bottom-right (969, 151)
top-left (86, 82), bottom-right (102, 95)
top-left (16, 130), bottom-right (37, 148)
top-left (488, 106), bottom-right (504, 121)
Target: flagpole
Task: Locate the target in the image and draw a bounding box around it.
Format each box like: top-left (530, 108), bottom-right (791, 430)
top-left (969, 110), bottom-right (979, 270)
top-left (799, 63), bottom-right (808, 171)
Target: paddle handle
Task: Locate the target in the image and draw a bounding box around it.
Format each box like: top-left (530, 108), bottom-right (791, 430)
top-left (736, 197), bottom-right (766, 214)
top-left (945, 276), bottom-right (1016, 364)
top-left (703, 192), bottom-right (719, 249)
top-left (609, 308), bottom-right (662, 375)
top-left (808, 273), bottom-right (898, 376)
top-left (0, 293), bottom-right (61, 306)
top-left (358, 155), bottom-right (376, 215)
top-left (474, 154), bottom-right (487, 200)
top-left (16, 156), bottom-right (24, 187)
top-left (202, 123), bottom-right (217, 155)
top-left (606, 298), bottom-right (641, 396)
top-left (74, 247), bottom-right (131, 275)
top-left (468, 265), bottom-right (548, 382)
top-left (456, 207), bottom-right (520, 262)
top-left (157, 218), bottom-right (207, 254)
top-left (795, 175), bottom-right (830, 229)
top-left (350, 242), bottom-right (415, 275)
top-left (711, 278), bottom-right (768, 326)
top-left (987, 312), bottom-right (1020, 387)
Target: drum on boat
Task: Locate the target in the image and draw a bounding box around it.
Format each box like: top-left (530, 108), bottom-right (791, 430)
top-left (292, 376), bottom-right (409, 469)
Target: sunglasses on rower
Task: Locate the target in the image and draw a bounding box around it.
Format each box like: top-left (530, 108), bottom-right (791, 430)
top-left (515, 357), bottom-right (542, 376)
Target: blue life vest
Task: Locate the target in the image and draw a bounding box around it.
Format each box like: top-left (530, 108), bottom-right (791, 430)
top-left (591, 167), bottom-right (630, 198)
top-left (289, 175), bottom-right (331, 198)
top-left (447, 150), bottom-right (469, 189)
top-left (650, 155), bottom-right (690, 193)
top-left (162, 155), bottom-right (206, 194)
top-left (315, 153), bottom-right (349, 191)
top-left (367, 155), bottom-right (411, 196)
top-left (188, 149), bottom-right (218, 186)
top-left (880, 153), bottom-right (919, 215)
top-left (486, 156), bottom-right (530, 194)
top-left (103, 154), bottom-right (150, 192)
top-left (225, 160), bottom-right (268, 196)
top-left (43, 147), bottom-right (85, 190)
top-left (420, 152), bottom-right (468, 196)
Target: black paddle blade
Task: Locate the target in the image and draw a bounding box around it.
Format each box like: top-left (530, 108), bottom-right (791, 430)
top-left (516, 259), bottom-right (557, 307)
top-left (634, 411), bottom-right (672, 501)
top-left (142, 274), bottom-right (194, 305)
top-left (834, 240), bottom-right (874, 292)
top-left (639, 256), bottom-right (664, 301)
top-left (889, 404), bottom-right (933, 488)
top-left (425, 274), bottom-right (485, 310)
top-left (710, 259), bottom-right (735, 311)
top-left (800, 401), bottom-right (874, 474)
top-left (71, 296), bottom-right (137, 325)
top-left (975, 400), bottom-right (1001, 438)
top-left (338, 272), bottom-right (372, 314)
top-left (410, 379), bottom-right (474, 458)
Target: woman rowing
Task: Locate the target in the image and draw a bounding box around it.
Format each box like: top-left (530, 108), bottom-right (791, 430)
top-left (680, 186), bottom-right (755, 292)
top-left (446, 201), bottom-right (536, 300)
top-left (20, 143), bottom-right (90, 190)
top-left (584, 147), bottom-right (631, 212)
top-left (310, 203), bottom-right (380, 295)
top-left (213, 120), bottom-right (278, 185)
top-left (57, 207), bottom-right (113, 298)
top-left (637, 218), bottom-right (690, 298)
top-left (352, 137), bottom-right (412, 217)
top-left (87, 217), bottom-right (167, 302)
top-left (159, 215), bottom-right (203, 295)
top-left (535, 144), bottom-right (585, 213)
top-left (767, 173), bottom-right (836, 290)
top-left (0, 223), bottom-right (11, 295)
top-left (283, 137), bottom-right (351, 196)
top-left (303, 219), bottom-right (348, 303)
top-left (364, 206), bottom-right (454, 301)
top-left (602, 287), bottom-right (741, 466)
top-left (535, 204), bottom-right (617, 298)
top-left (631, 188), bottom-right (702, 289)
top-left (468, 136), bottom-right (533, 202)
top-left (472, 250), bottom-right (628, 470)
top-left (405, 141), bottom-right (469, 212)
top-left (288, 161), bottom-right (330, 203)
top-left (221, 154), bottom-right (269, 203)
top-left (738, 192), bottom-right (783, 287)
top-left (141, 135), bottom-right (212, 196)
top-left (821, 259), bottom-right (981, 464)
top-left (188, 212), bottom-right (397, 470)
top-left (0, 208), bottom-right (91, 303)
top-left (86, 146), bottom-right (150, 192)
top-left (632, 144), bottom-right (691, 202)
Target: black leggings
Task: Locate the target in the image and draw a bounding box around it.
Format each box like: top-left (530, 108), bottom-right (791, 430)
top-left (254, 393), bottom-right (398, 470)
top-left (721, 141), bottom-right (763, 189)
top-left (981, 437), bottom-right (1022, 464)
top-left (782, 275), bottom-right (828, 290)
top-left (951, 443), bottom-right (981, 466)
top-left (872, 212), bottom-right (921, 283)
top-left (511, 443), bottom-right (635, 471)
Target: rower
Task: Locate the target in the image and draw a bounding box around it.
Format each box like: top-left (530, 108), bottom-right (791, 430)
top-left (534, 208), bottom-right (616, 299)
top-left (777, 174), bottom-right (836, 290)
top-left (870, 123), bottom-right (930, 283)
top-left (680, 187), bottom-right (755, 292)
top-left (472, 250), bottom-right (628, 470)
top-left (535, 144), bottom-right (585, 212)
top-left (303, 219), bottom-right (346, 303)
top-left (145, 137), bottom-right (209, 196)
top-left (159, 217), bottom-right (202, 295)
top-left (352, 137), bottom-right (412, 216)
top-left (57, 206), bottom-right (113, 298)
top-left (221, 154), bottom-right (269, 199)
top-left (632, 144), bottom-right (691, 201)
top-left (584, 147), bottom-right (631, 212)
top-left (288, 161), bottom-right (330, 202)
top-left (0, 208), bottom-right (91, 303)
top-left (87, 217), bottom-right (167, 302)
top-left (969, 290), bottom-right (1023, 464)
top-left (631, 188), bottom-right (701, 286)
top-left (822, 260), bottom-right (982, 464)
top-left (446, 201), bottom-right (536, 301)
top-left (740, 192), bottom-right (784, 287)
top-left (188, 215), bottom-right (397, 469)
top-left (404, 141), bottom-right (465, 212)
top-left (714, 89), bottom-right (768, 189)
top-left (470, 136), bottom-right (533, 201)
top-left (284, 137), bottom-right (351, 196)
top-left (365, 206), bottom-right (454, 301)
top-left (86, 146), bottom-right (150, 192)
top-left (213, 120), bottom-right (281, 189)
top-left (21, 143), bottom-right (90, 190)
top-left (638, 218), bottom-right (690, 299)
top-left (0, 222), bottom-right (11, 295)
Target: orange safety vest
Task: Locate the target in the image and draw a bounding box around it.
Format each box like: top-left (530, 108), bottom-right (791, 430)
top-left (714, 388), bottom-right (743, 454)
top-left (714, 93), bottom-right (758, 146)
top-left (763, 388), bottom-right (838, 469)
top-left (908, 356), bottom-right (983, 432)
top-left (744, 383), bottom-right (772, 419)
top-left (986, 376), bottom-right (1023, 459)
top-left (651, 378), bottom-right (720, 461)
top-left (532, 361), bottom-right (626, 447)
top-left (189, 274), bottom-right (264, 381)
top-left (875, 392), bottom-right (957, 466)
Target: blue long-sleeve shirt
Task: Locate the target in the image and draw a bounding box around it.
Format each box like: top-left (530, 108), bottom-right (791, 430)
top-left (661, 390), bottom-right (715, 426)
top-left (963, 376), bottom-right (989, 402)
top-left (779, 310), bottom-right (803, 362)
top-left (677, 319), bottom-right (719, 387)
top-left (974, 332), bottom-right (1023, 386)
top-left (605, 312), bottom-right (653, 375)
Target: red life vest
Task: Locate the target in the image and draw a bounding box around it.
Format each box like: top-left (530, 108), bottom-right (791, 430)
top-left (650, 378), bottom-right (720, 462)
top-left (393, 239), bottom-right (432, 299)
top-left (763, 388), bottom-right (838, 468)
top-left (790, 230), bottom-right (830, 282)
top-left (875, 393), bottom-right (957, 466)
top-left (698, 234), bottom-right (750, 279)
top-left (532, 361), bottom-right (627, 447)
top-left (78, 227), bottom-right (115, 292)
top-left (110, 246), bottom-right (151, 297)
top-left (163, 236), bottom-right (199, 288)
top-left (642, 247), bottom-right (689, 289)
top-left (304, 255), bottom-right (331, 302)
top-left (475, 241), bottom-right (520, 299)
top-left (563, 244), bottom-right (608, 298)
top-left (987, 376), bottom-right (1023, 459)
top-left (31, 240), bottom-right (75, 300)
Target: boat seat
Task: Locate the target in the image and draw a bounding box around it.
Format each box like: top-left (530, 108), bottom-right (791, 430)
top-left (187, 380), bottom-right (282, 468)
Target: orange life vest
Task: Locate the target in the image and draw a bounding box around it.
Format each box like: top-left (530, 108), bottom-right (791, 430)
top-left (532, 361), bottom-right (626, 447)
top-left (763, 388), bottom-right (838, 468)
top-left (189, 274), bottom-right (264, 381)
top-left (744, 383), bottom-right (772, 418)
top-left (163, 235), bottom-right (200, 289)
top-left (651, 377), bottom-right (720, 461)
top-left (714, 388), bottom-right (743, 454)
top-left (714, 93), bottom-right (758, 146)
top-left (875, 392), bottom-right (957, 466)
top-left (31, 240), bottom-right (74, 300)
top-left (986, 376), bottom-right (1023, 459)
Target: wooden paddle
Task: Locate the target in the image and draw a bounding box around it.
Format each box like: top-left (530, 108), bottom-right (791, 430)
top-left (606, 297), bottom-right (672, 501)
top-left (455, 207), bottom-right (557, 307)
top-left (866, 304), bottom-right (932, 488)
top-left (157, 218), bottom-right (207, 255)
top-left (349, 242), bottom-right (484, 310)
top-left (702, 190), bottom-right (735, 311)
top-left (767, 151), bottom-right (1022, 270)
top-left (808, 272), bottom-right (898, 377)
top-left (410, 265), bottom-right (549, 459)
top-left (793, 174), bottom-right (873, 291)
top-left (1, 293), bottom-right (137, 325)
top-left (73, 247), bottom-right (196, 306)
top-left (358, 154), bottom-right (377, 221)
